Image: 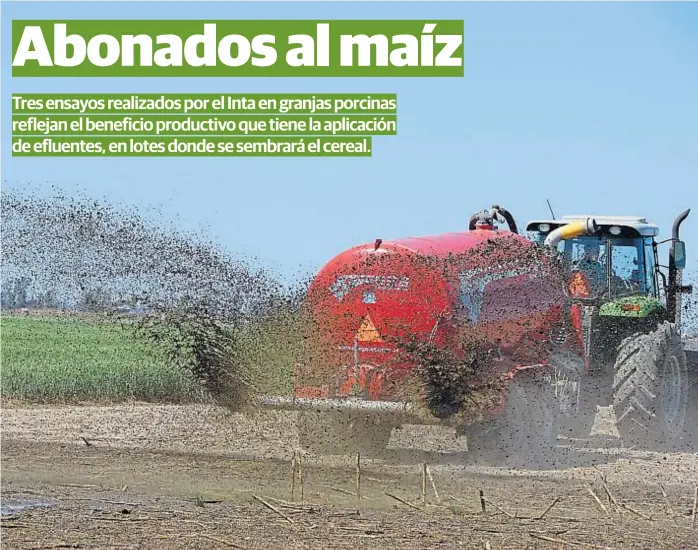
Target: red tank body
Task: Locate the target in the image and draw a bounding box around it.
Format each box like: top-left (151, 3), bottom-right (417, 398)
top-left (294, 225), bottom-right (571, 410)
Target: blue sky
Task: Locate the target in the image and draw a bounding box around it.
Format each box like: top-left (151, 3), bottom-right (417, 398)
top-left (3, 1), bottom-right (698, 294)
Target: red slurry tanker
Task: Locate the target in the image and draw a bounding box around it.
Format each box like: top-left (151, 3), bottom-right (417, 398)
top-left (261, 206), bottom-right (596, 467)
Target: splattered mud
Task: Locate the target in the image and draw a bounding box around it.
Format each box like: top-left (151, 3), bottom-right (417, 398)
top-left (2, 403), bottom-right (698, 549)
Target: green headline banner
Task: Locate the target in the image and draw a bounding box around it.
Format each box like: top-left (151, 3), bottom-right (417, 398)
top-left (12, 20), bottom-right (465, 77)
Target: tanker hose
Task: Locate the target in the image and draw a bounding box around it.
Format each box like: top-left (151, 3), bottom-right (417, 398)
top-left (543, 218), bottom-right (599, 248)
top-left (469, 205), bottom-right (519, 232)
top-left (491, 205), bottom-right (518, 234)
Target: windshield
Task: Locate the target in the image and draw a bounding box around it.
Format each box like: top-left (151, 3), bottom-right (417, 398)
top-left (560, 236), bottom-right (608, 299)
top-left (553, 235), bottom-right (655, 300)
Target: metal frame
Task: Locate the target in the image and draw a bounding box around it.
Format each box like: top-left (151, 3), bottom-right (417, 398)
top-left (258, 395), bottom-right (415, 413)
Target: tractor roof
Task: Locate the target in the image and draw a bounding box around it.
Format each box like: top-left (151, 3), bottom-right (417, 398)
top-left (526, 215), bottom-right (659, 238)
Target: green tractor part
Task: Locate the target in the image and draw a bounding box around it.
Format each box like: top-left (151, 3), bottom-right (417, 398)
top-left (598, 295), bottom-right (664, 318)
top-left (526, 211), bottom-right (694, 451)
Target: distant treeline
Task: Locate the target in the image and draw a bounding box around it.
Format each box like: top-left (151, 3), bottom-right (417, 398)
top-left (1, 276), bottom-right (147, 313)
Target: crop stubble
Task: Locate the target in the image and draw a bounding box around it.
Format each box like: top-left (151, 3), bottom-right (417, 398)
top-left (2, 403), bottom-right (698, 549)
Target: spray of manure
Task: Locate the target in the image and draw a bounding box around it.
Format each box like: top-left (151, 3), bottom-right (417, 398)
top-left (389, 241), bottom-right (563, 424)
top-left (2, 187), bottom-right (308, 408)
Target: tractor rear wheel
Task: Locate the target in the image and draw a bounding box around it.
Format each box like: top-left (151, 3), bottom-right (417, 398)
top-left (297, 410), bottom-right (394, 457)
top-left (685, 387), bottom-right (698, 451)
top-left (685, 388), bottom-right (698, 452)
top-left (612, 322), bottom-right (689, 450)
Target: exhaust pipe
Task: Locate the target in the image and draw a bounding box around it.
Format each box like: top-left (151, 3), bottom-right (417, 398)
top-left (672, 209), bottom-right (691, 242)
top-left (667, 209), bottom-right (691, 324)
top-left (544, 218), bottom-right (599, 248)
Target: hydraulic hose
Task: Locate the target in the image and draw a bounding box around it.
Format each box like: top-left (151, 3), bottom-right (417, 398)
top-left (491, 205), bottom-right (518, 234)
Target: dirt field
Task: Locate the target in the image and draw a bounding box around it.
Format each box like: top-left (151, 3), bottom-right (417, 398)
top-left (2, 403), bottom-right (698, 549)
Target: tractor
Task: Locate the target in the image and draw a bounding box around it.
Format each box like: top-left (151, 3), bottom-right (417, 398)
top-left (525, 211), bottom-right (695, 450)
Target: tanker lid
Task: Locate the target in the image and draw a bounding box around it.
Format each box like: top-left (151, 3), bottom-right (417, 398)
top-left (472, 211), bottom-right (498, 230)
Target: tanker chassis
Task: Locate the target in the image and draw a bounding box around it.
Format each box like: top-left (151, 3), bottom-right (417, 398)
top-left (259, 206), bottom-right (593, 468)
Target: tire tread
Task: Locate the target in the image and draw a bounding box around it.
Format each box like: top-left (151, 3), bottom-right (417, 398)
top-left (612, 321), bottom-right (688, 449)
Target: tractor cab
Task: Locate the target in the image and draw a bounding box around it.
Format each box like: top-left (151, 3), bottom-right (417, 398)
top-left (526, 216), bottom-right (661, 304)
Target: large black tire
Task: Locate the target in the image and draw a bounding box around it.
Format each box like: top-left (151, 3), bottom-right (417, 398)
top-left (612, 322), bottom-right (689, 450)
top-left (549, 349), bottom-right (598, 440)
top-left (297, 410), bottom-right (394, 457)
top-left (468, 373), bottom-right (559, 469)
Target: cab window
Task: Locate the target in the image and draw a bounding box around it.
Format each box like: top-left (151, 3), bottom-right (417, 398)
top-left (609, 238), bottom-right (642, 295)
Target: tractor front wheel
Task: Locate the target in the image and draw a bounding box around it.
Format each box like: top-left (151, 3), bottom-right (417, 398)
top-left (550, 349), bottom-right (597, 440)
top-left (612, 322), bottom-right (689, 450)
top-left (468, 373), bottom-right (559, 469)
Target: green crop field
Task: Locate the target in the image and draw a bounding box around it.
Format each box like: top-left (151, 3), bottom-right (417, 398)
top-left (1, 312), bottom-right (297, 404)
top-left (1, 315), bottom-right (204, 403)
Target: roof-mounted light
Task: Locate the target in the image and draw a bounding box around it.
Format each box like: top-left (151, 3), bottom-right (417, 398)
top-left (609, 226), bottom-right (622, 236)
top-left (539, 223), bottom-right (551, 233)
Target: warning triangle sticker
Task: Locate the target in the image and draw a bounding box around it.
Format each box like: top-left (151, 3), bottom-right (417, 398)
top-left (357, 315), bottom-right (382, 342)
